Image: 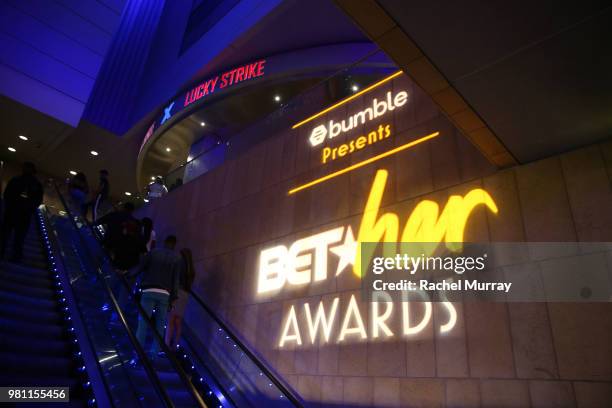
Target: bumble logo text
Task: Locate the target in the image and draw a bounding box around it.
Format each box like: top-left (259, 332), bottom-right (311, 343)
top-left (308, 90), bottom-right (408, 147)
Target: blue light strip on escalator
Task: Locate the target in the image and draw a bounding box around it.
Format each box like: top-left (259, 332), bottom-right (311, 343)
top-left (37, 209), bottom-right (97, 407)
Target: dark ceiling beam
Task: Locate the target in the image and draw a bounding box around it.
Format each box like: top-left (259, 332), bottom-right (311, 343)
top-left (333, 0), bottom-right (517, 168)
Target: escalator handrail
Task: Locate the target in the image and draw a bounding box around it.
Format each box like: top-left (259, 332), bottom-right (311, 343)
top-left (187, 291), bottom-right (304, 407)
top-left (38, 207), bottom-right (114, 408)
top-left (52, 184), bottom-right (184, 408)
top-left (58, 183), bottom-right (302, 407)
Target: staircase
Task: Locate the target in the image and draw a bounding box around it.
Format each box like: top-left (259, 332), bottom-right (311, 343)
top-left (0, 221), bottom-right (88, 407)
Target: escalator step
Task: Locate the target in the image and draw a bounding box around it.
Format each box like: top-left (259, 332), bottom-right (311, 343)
top-left (0, 335), bottom-right (73, 357)
top-left (20, 260), bottom-right (49, 270)
top-left (0, 373), bottom-right (85, 399)
top-left (129, 366), bottom-right (185, 388)
top-left (0, 261), bottom-right (50, 278)
top-left (4, 248), bottom-right (46, 261)
top-left (0, 302), bottom-right (62, 325)
top-left (0, 317), bottom-right (67, 340)
top-left (0, 287), bottom-right (57, 307)
top-left (0, 255), bottom-right (49, 270)
top-left (0, 225), bottom-right (88, 407)
top-left (0, 352), bottom-right (77, 377)
top-left (138, 386), bottom-right (195, 408)
top-left (0, 269), bottom-right (54, 289)
top-left (0, 278), bottom-right (56, 298)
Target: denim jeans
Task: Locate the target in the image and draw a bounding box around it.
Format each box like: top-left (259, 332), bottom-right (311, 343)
top-left (135, 291), bottom-right (170, 357)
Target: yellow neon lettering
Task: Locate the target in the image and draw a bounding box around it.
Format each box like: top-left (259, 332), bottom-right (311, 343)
top-left (356, 136), bottom-right (367, 149)
top-left (354, 170), bottom-right (498, 277)
top-left (319, 123), bottom-right (394, 164)
top-left (354, 169), bottom-right (399, 278)
top-left (322, 147), bottom-right (332, 163)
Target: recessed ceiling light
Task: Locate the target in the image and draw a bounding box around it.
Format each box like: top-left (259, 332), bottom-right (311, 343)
top-left (90, 150), bottom-right (98, 156)
top-left (166, 147), bottom-right (171, 152)
top-left (69, 170), bottom-right (77, 176)
top-left (274, 95), bottom-right (281, 102)
top-left (125, 192), bottom-right (132, 196)
top-left (7, 147), bottom-right (16, 152)
top-left (18, 135), bottom-right (28, 141)
top-left (200, 122), bottom-right (205, 127)
top-left (351, 84), bottom-right (359, 92)
top-left (151, 176), bottom-right (155, 180)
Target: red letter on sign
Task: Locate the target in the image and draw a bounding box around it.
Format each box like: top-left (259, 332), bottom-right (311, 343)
top-left (257, 60), bottom-right (266, 76)
top-left (247, 63), bottom-right (257, 79)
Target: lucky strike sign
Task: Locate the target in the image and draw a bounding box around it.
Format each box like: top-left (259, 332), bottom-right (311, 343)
top-left (183, 59), bottom-right (266, 108)
top-left (257, 169), bottom-right (499, 348)
top-left (140, 60), bottom-right (267, 157)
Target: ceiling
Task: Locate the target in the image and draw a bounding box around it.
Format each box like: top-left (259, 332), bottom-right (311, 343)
top-left (0, 0), bottom-right (375, 198)
top-left (0, 95), bottom-right (141, 198)
top-left (377, 1), bottom-right (612, 162)
top-left (192, 0), bottom-right (368, 81)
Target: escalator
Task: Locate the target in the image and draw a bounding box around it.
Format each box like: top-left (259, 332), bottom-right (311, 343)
top-left (0, 217), bottom-right (93, 407)
top-left (42, 205), bottom-right (209, 408)
top-left (14, 184), bottom-right (305, 407)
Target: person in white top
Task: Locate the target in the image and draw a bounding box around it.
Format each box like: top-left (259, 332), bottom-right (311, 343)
top-left (146, 177), bottom-right (168, 199)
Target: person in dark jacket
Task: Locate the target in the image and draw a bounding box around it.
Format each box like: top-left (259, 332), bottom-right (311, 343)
top-left (165, 248), bottom-right (195, 348)
top-left (68, 172), bottom-right (89, 217)
top-left (96, 202), bottom-right (145, 308)
top-left (94, 202), bottom-right (137, 254)
top-left (134, 235), bottom-right (181, 358)
top-left (112, 217), bottom-right (145, 272)
top-left (85, 169), bottom-right (109, 221)
top-left (0, 162), bottom-right (43, 262)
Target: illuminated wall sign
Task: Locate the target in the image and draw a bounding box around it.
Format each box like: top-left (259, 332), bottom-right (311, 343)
top-left (259, 169), bottom-right (499, 347)
top-left (183, 59), bottom-right (266, 107)
top-left (278, 294), bottom-right (457, 347)
top-left (139, 59), bottom-right (267, 157)
top-left (139, 122), bottom-right (155, 154)
top-left (288, 131), bottom-right (439, 195)
top-left (308, 89), bottom-right (408, 147)
top-left (322, 124), bottom-right (391, 164)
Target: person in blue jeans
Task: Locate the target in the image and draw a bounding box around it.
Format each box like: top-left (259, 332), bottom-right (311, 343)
top-left (134, 235), bottom-right (182, 359)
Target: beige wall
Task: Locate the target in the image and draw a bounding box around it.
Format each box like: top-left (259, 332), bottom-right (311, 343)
top-left (138, 73), bottom-right (612, 407)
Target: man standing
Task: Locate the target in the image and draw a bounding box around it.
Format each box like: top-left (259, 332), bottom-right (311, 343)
top-left (146, 176), bottom-right (168, 200)
top-left (0, 162), bottom-right (43, 262)
top-left (87, 169), bottom-right (109, 221)
top-left (134, 235), bottom-right (181, 358)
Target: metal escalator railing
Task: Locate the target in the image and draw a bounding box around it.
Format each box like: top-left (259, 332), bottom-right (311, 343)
top-left (186, 291), bottom-right (304, 408)
top-left (49, 184), bottom-right (208, 407)
top-left (55, 182), bottom-right (303, 408)
top-left (40, 205), bottom-right (174, 407)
